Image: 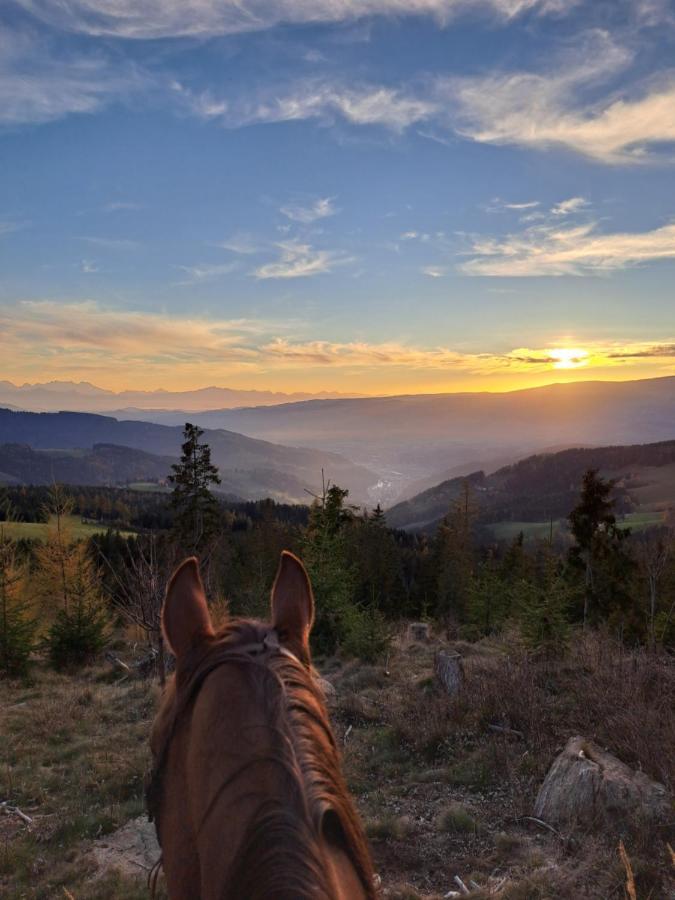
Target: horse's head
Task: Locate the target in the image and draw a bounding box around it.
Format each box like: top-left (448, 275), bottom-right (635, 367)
top-left (148, 550), bottom-right (376, 900)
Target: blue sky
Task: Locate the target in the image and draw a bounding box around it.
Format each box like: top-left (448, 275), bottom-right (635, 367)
top-left (1, 0), bottom-right (674, 394)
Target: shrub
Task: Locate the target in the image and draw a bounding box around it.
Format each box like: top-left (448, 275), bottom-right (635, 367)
top-left (46, 598), bottom-right (109, 670)
top-left (435, 803), bottom-right (478, 833)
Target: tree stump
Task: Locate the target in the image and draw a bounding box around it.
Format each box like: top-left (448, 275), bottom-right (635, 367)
top-left (434, 650), bottom-right (464, 695)
top-left (534, 736), bottom-right (671, 834)
top-left (408, 622), bottom-right (430, 643)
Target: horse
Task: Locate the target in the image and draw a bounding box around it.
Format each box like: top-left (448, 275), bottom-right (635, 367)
top-left (147, 550), bottom-right (377, 899)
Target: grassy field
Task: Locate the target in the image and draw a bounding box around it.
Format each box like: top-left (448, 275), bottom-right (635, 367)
top-left (1, 632), bottom-right (672, 899)
top-left (127, 482), bottom-right (169, 493)
top-left (0, 515), bottom-right (134, 541)
top-left (489, 509), bottom-right (666, 542)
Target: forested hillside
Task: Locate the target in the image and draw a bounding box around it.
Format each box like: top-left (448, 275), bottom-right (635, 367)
top-left (387, 440), bottom-right (675, 531)
top-left (0, 408), bottom-right (377, 504)
top-left (0, 443), bottom-right (174, 487)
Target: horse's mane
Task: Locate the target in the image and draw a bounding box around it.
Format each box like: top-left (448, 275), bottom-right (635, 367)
top-left (152, 619), bottom-right (376, 900)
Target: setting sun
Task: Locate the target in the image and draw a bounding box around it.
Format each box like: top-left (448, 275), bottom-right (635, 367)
top-left (550, 348), bottom-right (590, 369)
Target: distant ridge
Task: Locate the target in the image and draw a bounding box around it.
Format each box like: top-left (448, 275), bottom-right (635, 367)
top-left (0, 380), bottom-right (365, 413)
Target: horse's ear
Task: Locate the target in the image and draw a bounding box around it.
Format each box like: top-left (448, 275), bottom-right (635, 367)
top-left (162, 557), bottom-right (215, 658)
top-left (271, 551), bottom-right (314, 657)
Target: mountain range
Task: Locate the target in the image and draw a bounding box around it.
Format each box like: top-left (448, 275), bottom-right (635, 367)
top-left (0, 409), bottom-right (376, 504)
top-left (0, 381), bottom-right (362, 413)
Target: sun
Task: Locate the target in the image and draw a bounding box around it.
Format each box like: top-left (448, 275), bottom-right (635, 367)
top-left (549, 347), bottom-right (589, 369)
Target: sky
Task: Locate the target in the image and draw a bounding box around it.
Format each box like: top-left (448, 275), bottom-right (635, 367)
top-left (1, 0), bottom-right (674, 395)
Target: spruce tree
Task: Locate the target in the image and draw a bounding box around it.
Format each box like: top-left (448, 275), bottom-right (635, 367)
top-left (168, 423), bottom-right (221, 551)
top-left (435, 479), bottom-right (476, 623)
top-left (568, 468), bottom-right (630, 626)
top-left (34, 485), bottom-right (108, 669)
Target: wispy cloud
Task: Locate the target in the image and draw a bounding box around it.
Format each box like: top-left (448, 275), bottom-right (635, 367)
top-left (80, 236), bottom-right (140, 250)
top-left (421, 265), bottom-right (447, 277)
top-left (551, 197), bottom-right (587, 216)
top-left (174, 262), bottom-right (239, 284)
top-left (442, 31), bottom-right (675, 163)
top-left (254, 240), bottom-right (352, 279)
top-left (280, 196), bottom-right (338, 223)
top-left (0, 27), bottom-right (145, 126)
top-left (15, 0), bottom-right (573, 40)
top-left (0, 220), bottom-right (27, 236)
top-left (487, 199), bottom-right (540, 212)
top-left (216, 232), bottom-right (260, 255)
top-left (103, 201), bottom-right (143, 213)
top-left (177, 80), bottom-right (436, 132)
top-left (460, 218), bottom-right (675, 276)
top-left (80, 260), bottom-right (99, 274)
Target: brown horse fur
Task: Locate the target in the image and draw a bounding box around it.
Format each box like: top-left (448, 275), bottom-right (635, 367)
top-left (149, 551), bottom-right (377, 899)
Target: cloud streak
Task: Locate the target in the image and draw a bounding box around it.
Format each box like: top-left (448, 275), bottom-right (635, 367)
top-left (280, 197), bottom-right (338, 223)
top-left (253, 240), bottom-right (352, 278)
top-left (460, 219), bottom-right (675, 276)
top-left (442, 32), bottom-right (675, 163)
top-left (0, 27), bottom-right (145, 126)
top-left (16, 0), bottom-right (572, 40)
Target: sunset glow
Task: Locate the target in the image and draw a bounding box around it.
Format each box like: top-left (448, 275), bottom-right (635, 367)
top-left (550, 348), bottom-right (589, 370)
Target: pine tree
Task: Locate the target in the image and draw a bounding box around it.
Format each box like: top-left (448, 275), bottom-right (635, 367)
top-left (303, 483), bottom-right (388, 660)
top-left (435, 479), bottom-right (476, 623)
top-left (34, 485), bottom-right (108, 669)
top-left (568, 469), bottom-right (630, 627)
top-left (516, 560), bottom-right (572, 657)
top-left (168, 423), bottom-right (221, 552)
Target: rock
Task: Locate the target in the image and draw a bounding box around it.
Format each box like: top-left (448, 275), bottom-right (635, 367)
top-left (534, 736), bottom-right (671, 834)
top-left (434, 650), bottom-right (464, 695)
top-left (92, 815), bottom-right (160, 879)
top-left (408, 622), bottom-right (431, 643)
top-left (316, 676), bottom-right (337, 704)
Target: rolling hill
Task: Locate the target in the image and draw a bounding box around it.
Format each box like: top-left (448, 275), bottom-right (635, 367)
top-left (386, 440), bottom-right (675, 532)
top-left (0, 443), bottom-right (175, 490)
top-left (0, 409), bottom-right (377, 504)
top-left (104, 377), bottom-right (675, 504)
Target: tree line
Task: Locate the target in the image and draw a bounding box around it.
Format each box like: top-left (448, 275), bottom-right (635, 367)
top-left (1, 424), bottom-right (673, 677)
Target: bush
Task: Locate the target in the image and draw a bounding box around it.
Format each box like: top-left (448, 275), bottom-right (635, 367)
top-left (435, 803), bottom-right (478, 833)
top-left (46, 599), bottom-right (109, 670)
top-left (341, 604), bottom-right (391, 662)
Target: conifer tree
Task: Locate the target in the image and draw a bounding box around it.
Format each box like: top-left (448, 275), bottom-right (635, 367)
top-left (516, 557), bottom-right (572, 656)
top-left (569, 469), bottom-right (630, 626)
top-left (435, 479), bottom-right (476, 622)
top-left (303, 482), bottom-right (388, 660)
top-left (34, 485), bottom-right (108, 669)
top-left (168, 423), bottom-right (221, 552)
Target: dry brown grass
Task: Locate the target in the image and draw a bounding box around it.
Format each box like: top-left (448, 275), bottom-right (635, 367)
top-left (335, 630), bottom-right (674, 899)
top-left (1, 629), bottom-right (672, 899)
top-left (0, 665), bottom-right (158, 899)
